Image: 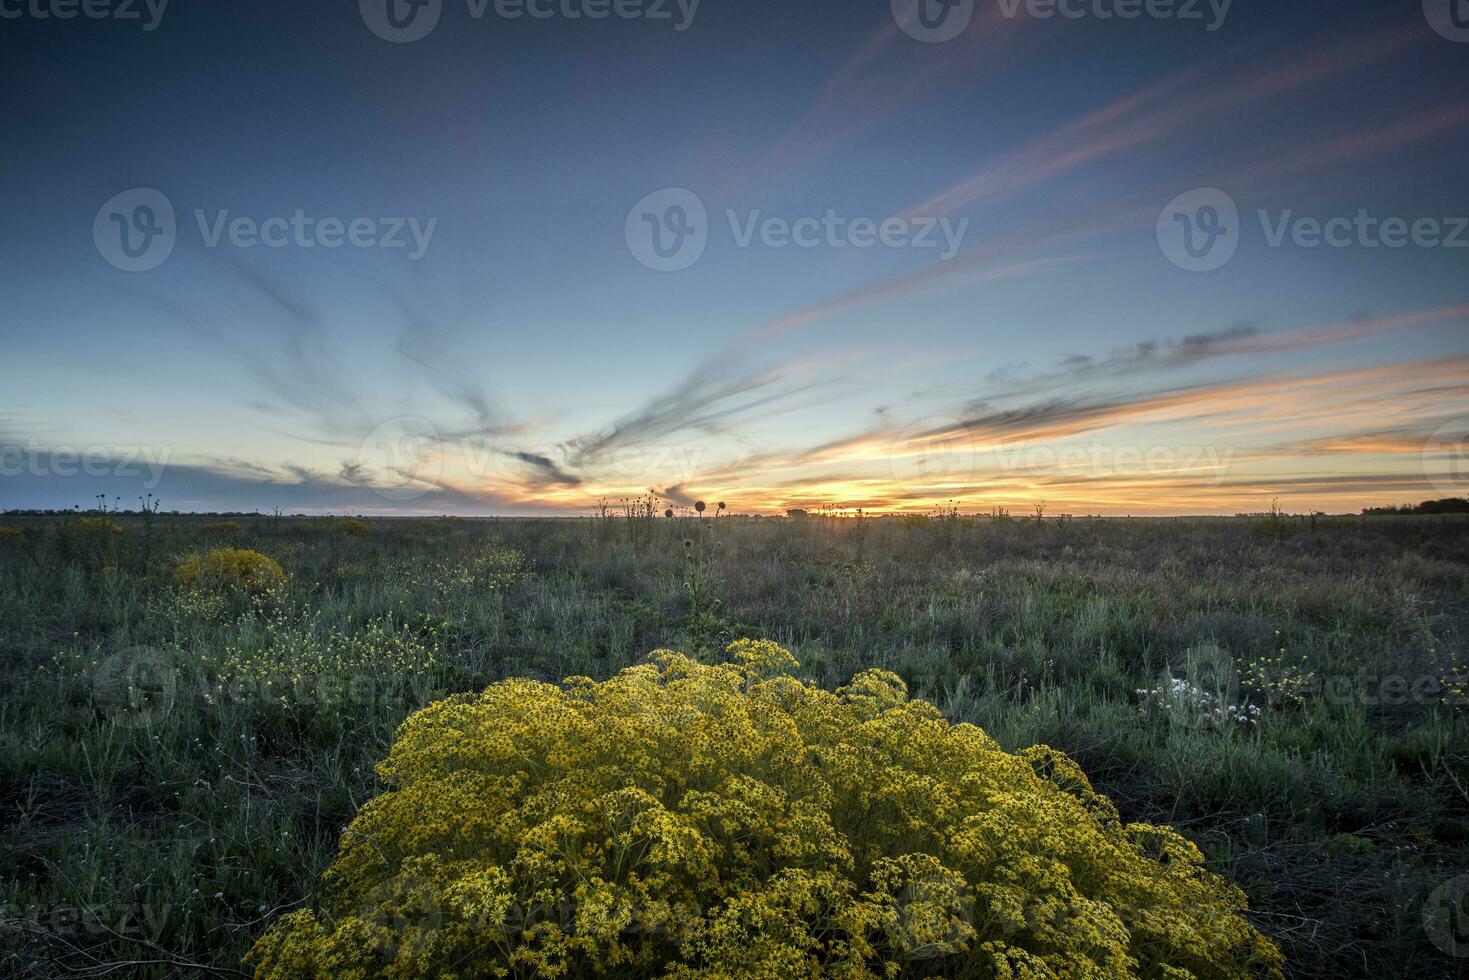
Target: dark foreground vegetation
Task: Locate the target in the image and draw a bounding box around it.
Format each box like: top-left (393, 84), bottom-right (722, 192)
top-left (1363, 498), bottom-right (1469, 517)
top-left (0, 511), bottom-right (1466, 977)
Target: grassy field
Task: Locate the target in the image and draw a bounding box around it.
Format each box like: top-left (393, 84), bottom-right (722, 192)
top-left (1, 511), bottom-right (1467, 977)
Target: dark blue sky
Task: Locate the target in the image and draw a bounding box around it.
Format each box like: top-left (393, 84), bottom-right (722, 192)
top-left (3, 0), bottom-right (1468, 514)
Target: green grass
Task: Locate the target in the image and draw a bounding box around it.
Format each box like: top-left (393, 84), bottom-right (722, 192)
top-left (0, 512), bottom-right (1466, 977)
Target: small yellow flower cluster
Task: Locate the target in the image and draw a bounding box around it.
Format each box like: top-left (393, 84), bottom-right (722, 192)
top-left (199, 610), bottom-right (436, 707)
top-left (419, 547), bottom-right (528, 603)
top-left (1430, 642), bottom-right (1468, 710)
top-left (728, 637), bottom-right (799, 677)
top-left (248, 641), bottom-right (1282, 979)
top-left (0, 526), bottom-right (23, 542)
top-left (155, 583), bottom-right (230, 625)
top-left (76, 516), bottom-right (123, 535)
top-left (174, 549), bottom-right (285, 593)
top-left (1243, 642), bottom-right (1317, 709)
top-left (336, 561), bottom-right (372, 580)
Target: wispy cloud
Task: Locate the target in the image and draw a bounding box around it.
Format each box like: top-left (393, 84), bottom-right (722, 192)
top-left (1277, 430), bottom-right (1442, 456)
top-left (640, 317), bottom-right (1469, 515)
top-left (901, 24), bottom-right (1425, 220)
top-left (216, 263), bottom-right (374, 444)
top-left (743, 252), bottom-right (1100, 348)
top-left (503, 450), bottom-right (583, 488)
top-left (717, 8), bottom-right (1036, 197)
top-left (1233, 105), bottom-right (1469, 196)
top-left (978, 306), bottom-right (1469, 398)
top-left (560, 358), bottom-right (832, 469)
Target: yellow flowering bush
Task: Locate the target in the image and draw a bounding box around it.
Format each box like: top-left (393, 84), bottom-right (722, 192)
top-left (0, 526), bottom-right (22, 542)
top-left (174, 548), bottom-right (285, 592)
top-left (338, 518), bottom-right (373, 537)
top-left (248, 639), bottom-right (1282, 979)
top-left (202, 520), bottom-right (244, 536)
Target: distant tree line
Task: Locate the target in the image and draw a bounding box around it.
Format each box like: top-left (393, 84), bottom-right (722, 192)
top-left (1362, 498), bottom-right (1469, 516)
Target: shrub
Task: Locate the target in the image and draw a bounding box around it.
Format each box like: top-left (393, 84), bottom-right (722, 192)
top-left (248, 639), bottom-right (1282, 979)
top-left (0, 526), bottom-right (22, 542)
top-left (76, 516), bottom-right (122, 535)
top-left (174, 549), bottom-right (285, 592)
top-left (338, 518), bottom-right (372, 537)
top-left (202, 520), bottom-right (243, 536)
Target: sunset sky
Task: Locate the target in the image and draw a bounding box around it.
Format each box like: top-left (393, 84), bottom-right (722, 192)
top-left (3, 0), bottom-right (1467, 515)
